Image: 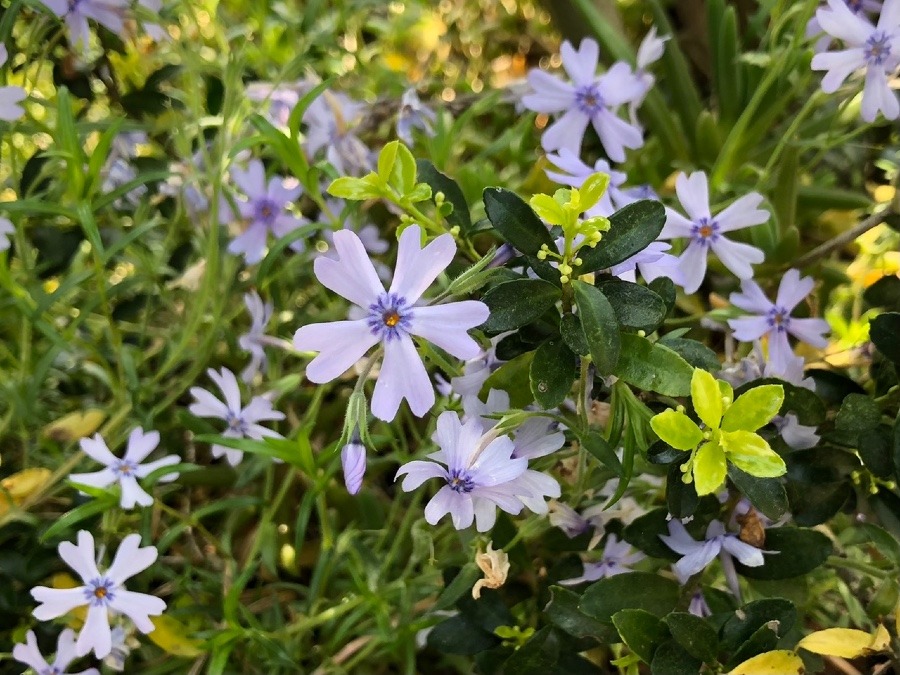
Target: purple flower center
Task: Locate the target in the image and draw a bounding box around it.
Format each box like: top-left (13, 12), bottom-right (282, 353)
top-left (84, 577), bottom-right (117, 607)
top-left (367, 292), bottom-right (412, 341)
top-left (690, 217), bottom-right (720, 245)
top-left (112, 459), bottom-right (139, 477)
top-left (846, 0), bottom-right (864, 12)
top-left (766, 307), bottom-right (792, 332)
top-left (41, 668), bottom-right (63, 675)
top-left (865, 32), bottom-right (892, 66)
top-left (574, 84), bottom-right (604, 116)
top-left (253, 198), bottom-right (279, 226)
top-left (226, 411), bottom-right (249, 434)
top-left (447, 469), bottom-right (475, 493)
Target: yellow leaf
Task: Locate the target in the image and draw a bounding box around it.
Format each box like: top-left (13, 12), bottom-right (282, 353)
top-left (870, 624), bottom-right (891, 652)
top-left (148, 615), bottom-right (204, 657)
top-left (0, 468), bottom-right (52, 517)
top-left (729, 650), bottom-right (805, 674)
top-left (798, 627), bottom-right (889, 658)
top-left (43, 410), bottom-right (106, 443)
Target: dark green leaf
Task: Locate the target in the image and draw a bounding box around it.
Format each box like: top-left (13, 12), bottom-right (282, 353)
top-left (870, 313), bottom-right (900, 365)
top-left (858, 426), bottom-right (894, 478)
top-left (581, 431), bottom-right (622, 475)
top-left (735, 528), bottom-right (832, 580)
top-left (545, 587), bottom-right (619, 642)
top-left (664, 613), bottom-right (718, 663)
top-left (648, 440), bottom-right (685, 465)
top-left (835, 393), bottom-right (882, 434)
top-left (726, 622), bottom-right (781, 669)
top-left (786, 480), bottom-right (852, 527)
top-left (573, 280), bottom-right (620, 375)
top-left (648, 276), bottom-right (676, 315)
top-left (612, 609), bottom-right (669, 663)
top-left (417, 160), bottom-right (472, 233)
top-left (579, 200), bottom-right (666, 272)
top-left (657, 337), bottom-right (721, 371)
top-left (650, 640), bottom-right (704, 675)
top-left (666, 463), bottom-right (699, 519)
top-left (427, 615), bottom-right (498, 655)
top-left (623, 508), bottom-right (681, 559)
top-left (481, 279), bottom-right (561, 333)
top-left (530, 339), bottom-right (577, 409)
top-left (580, 572), bottom-right (679, 622)
top-left (865, 276), bottom-right (900, 311)
top-left (614, 333), bottom-right (693, 397)
top-left (482, 351), bottom-right (535, 409)
top-left (596, 279), bottom-right (667, 333)
top-left (560, 313), bottom-right (589, 356)
top-left (728, 466), bottom-right (788, 520)
top-left (719, 598), bottom-right (796, 653)
top-left (483, 187), bottom-right (555, 256)
top-left (433, 563), bottom-right (481, 611)
top-left (501, 627), bottom-right (560, 674)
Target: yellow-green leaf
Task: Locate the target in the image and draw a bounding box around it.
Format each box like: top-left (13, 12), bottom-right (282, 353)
top-left (722, 385), bottom-right (784, 432)
top-left (580, 172), bottom-right (611, 211)
top-left (42, 410), bottom-right (106, 443)
top-left (693, 441), bottom-right (727, 496)
top-left (148, 615), bottom-right (204, 657)
top-left (691, 369), bottom-right (723, 429)
top-left (529, 193), bottom-right (567, 226)
top-left (721, 431), bottom-right (786, 478)
top-left (797, 626), bottom-right (889, 658)
top-left (729, 650), bottom-right (804, 674)
top-left (718, 379), bottom-right (734, 406)
top-left (650, 409), bottom-right (702, 451)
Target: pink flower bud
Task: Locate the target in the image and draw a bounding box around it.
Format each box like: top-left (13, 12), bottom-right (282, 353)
top-left (341, 442), bottom-right (366, 495)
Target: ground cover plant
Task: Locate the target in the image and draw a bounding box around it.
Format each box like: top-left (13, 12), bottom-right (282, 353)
top-left (2, 0), bottom-right (900, 673)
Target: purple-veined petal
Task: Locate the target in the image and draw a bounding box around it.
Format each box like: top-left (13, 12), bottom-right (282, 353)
top-left (108, 589), bottom-right (166, 633)
top-left (513, 418), bottom-right (565, 460)
top-left (715, 193), bottom-right (769, 232)
top-left (106, 534), bottom-right (157, 584)
top-left (124, 428), bottom-right (160, 463)
top-left (677, 240), bottom-right (709, 294)
top-left (389, 226), bottom-right (456, 303)
top-left (371, 335), bottom-right (434, 420)
top-left (314, 229), bottom-right (385, 308)
top-left (77, 604), bottom-right (112, 657)
top-left (673, 539), bottom-right (721, 579)
top-left (710, 237), bottom-right (764, 279)
top-left (540, 108), bottom-right (590, 154)
top-left (340, 442), bottom-right (367, 494)
top-left (522, 70), bottom-right (574, 113)
top-left (432, 410), bottom-right (464, 468)
top-left (470, 438), bottom-right (527, 487)
top-left (395, 459), bottom-right (446, 491)
top-left (659, 520), bottom-right (702, 555)
top-left (676, 172), bottom-right (711, 222)
top-left (560, 39), bottom-right (599, 87)
top-left (294, 319), bottom-right (379, 383)
top-left (728, 315), bottom-right (771, 342)
top-left (410, 301), bottom-right (488, 360)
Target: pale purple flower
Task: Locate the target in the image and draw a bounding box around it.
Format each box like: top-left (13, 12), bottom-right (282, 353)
top-left (221, 159), bottom-right (306, 264)
top-left (629, 27), bottom-right (669, 125)
top-left (395, 411), bottom-right (531, 531)
top-left (341, 440), bottom-right (366, 495)
top-left (69, 428), bottom-right (179, 509)
top-left (293, 225), bottom-right (489, 422)
top-left (103, 626), bottom-right (133, 671)
top-left (807, 0), bottom-right (883, 52)
top-left (522, 38), bottom-right (647, 161)
top-left (774, 413), bottom-right (820, 449)
top-left (660, 171), bottom-right (767, 293)
top-left (14, 629), bottom-right (99, 675)
top-left (239, 291), bottom-right (275, 383)
top-left (397, 88), bottom-right (437, 144)
top-left (548, 501), bottom-right (591, 537)
top-left (661, 520), bottom-right (769, 598)
top-left (246, 81), bottom-right (308, 127)
top-left (559, 534), bottom-right (645, 584)
top-left (188, 367), bottom-right (285, 466)
top-left (727, 268), bottom-right (830, 373)
top-left (610, 240), bottom-right (685, 285)
top-left (303, 91), bottom-right (372, 175)
top-left (136, 0), bottom-right (167, 41)
top-left (548, 497), bottom-right (644, 547)
top-left (30, 532), bottom-right (166, 659)
top-left (0, 45), bottom-right (25, 121)
top-left (320, 198), bottom-right (391, 280)
top-left (0, 216), bottom-right (14, 251)
top-left (721, 341), bottom-right (815, 391)
top-left (445, 336), bottom-right (505, 398)
top-left (687, 589), bottom-right (713, 617)
top-left (811, 0), bottom-right (900, 121)
top-left (42, 0), bottom-right (129, 49)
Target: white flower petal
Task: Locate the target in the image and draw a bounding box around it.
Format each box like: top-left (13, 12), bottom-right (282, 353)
top-left (389, 226), bottom-right (456, 304)
top-left (313, 229), bottom-right (384, 308)
top-left (371, 336), bottom-right (434, 421)
top-left (77, 604), bottom-right (112, 658)
top-left (106, 534), bottom-right (157, 584)
top-left (294, 319), bottom-right (379, 384)
top-left (410, 301), bottom-right (488, 360)
top-left (109, 589), bottom-right (166, 633)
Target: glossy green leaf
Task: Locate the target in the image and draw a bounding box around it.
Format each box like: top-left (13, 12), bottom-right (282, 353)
top-left (560, 312), bottom-right (589, 356)
top-left (728, 466), bottom-right (788, 520)
top-left (835, 392), bottom-right (882, 433)
top-left (416, 159), bottom-right (472, 232)
top-left (871, 313), bottom-right (900, 365)
top-left (736, 528), bottom-right (832, 580)
top-left (650, 640), bottom-right (703, 675)
top-left (693, 441), bottom-right (728, 496)
top-left (666, 463), bottom-right (699, 520)
top-left (483, 187), bottom-right (555, 256)
top-left (579, 200), bottom-right (666, 272)
top-left (720, 598), bottom-right (797, 653)
top-left (650, 410), bottom-right (702, 451)
top-left (573, 280), bottom-right (620, 375)
top-left (614, 333), bottom-right (693, 396)
top-left (481, 278), bottom-right (561, 333)
top-left (545, 587), bottom-right (618, 642)
top-left (580, 572), bottom-right (679, 622)
top-left (612, 609), bottom-right (669, 664)
top-left (664, 613), bottom-right (718, 663)
top-left (722, 430), bottom-right (786, 478)
top-left (530, 339), bottom-right (577, 409)
top-left (658, 337), bottom-right (720, 371)
top-left (581, 431), bottom-right (622, 475)
top-left (722, 385), bottom-right (784, 432)
top-left (596, 279), bottom-right (667, 333)
top-left (428, 614), bottom-right (498, 655)
top-left (500, 627), bottom-right (560, 674)
top-left (691, 369), bottom-right (723, 429)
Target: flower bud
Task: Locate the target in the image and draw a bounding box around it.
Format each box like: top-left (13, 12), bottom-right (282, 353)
top-left (340, 442), bottom-right (367, 495)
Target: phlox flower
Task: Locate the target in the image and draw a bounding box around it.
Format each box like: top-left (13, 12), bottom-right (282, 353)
top-left (0, 45), bottom-right (25, 121)
top-left (811, 0), bottom-right (900, 121)
top-left (102, 132), bottom-right (148, 208)
top-left (14, 629), bottom-right (99, 675)
top-left (629, 27), bottom-right (669, 124)
top-left (246, 80), bottom-right (308, 127)
top-left (221, 159), bottom-right (307, 264)
top-left (661, 519), bottom-right (770, 598)
top-left (0, 217), bottom-right (14, 251)
top-left (394, 411), bottom-right (532, 531)
top-left (548, 496), bottom-right (644, 548)
top-left (239, 290), bottom-right (274, 383)
top-left (31, 532), bottom-right (166, 658)
top-left (727, 268), bottom-right (831, 373)
top-left (303, 90), bottom-right (372, 176)
top-left (442, 336), bottom-right (504, 399)
top-left (660, 171), bottom-right (767, 293)
top-left (522, 38), bottom-right (647, 161)
top-left (189, 367), bottom-right (285, 466)
top-left (42, 0), bottom-right (129, 49)
top-left (807, 0), bottom-right (883, 52)
top-left (293, 225), bottom-right (489, 422)
top-left (69, 428), bottom-right (180, 509)
top-left (559, 534), bottom-right (645, 585)
top-left (397, 88), bottom-right (437, 144)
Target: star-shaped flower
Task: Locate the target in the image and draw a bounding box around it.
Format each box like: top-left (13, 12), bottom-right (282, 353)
top-left (13, 629), bottom-right (99, 675)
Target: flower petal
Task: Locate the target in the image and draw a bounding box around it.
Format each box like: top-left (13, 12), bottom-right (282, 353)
top-left (788, 317), bottom-right (831, 348)
top-left (371, 336), bottom-right (434, 421)
top-left (106, 534), bottom-right (158, 584)
top-left (676, 172), bottom-right (711, 222)
top-left (730, 279), bottom-right (773, 314)
top-left (188, 386), bottom-right (228, 419)
top-left (710, 237), bottom-right (764, 279)
top-left (721, 536), bottom-right (766, 567)
top-left (673, 539), bottom-right (721, 579)
top-left (59, 531), bottom-right (100, 582)
top-left (560, 39), bottom-right (599, 87)
top-left (294, 319), bottom-right (379, 383)
top-left (79, 434), bottom-right (118, 466)
top-left (314, 229), bottom-right (384, 308)
top-left (119, 477), bottom-right (154, 509)
top-left (231, 159), bottom-right (266, 198)
top-left (424, 485), bottom-right (473, 529)
top-left (812, 48), bottom-right (866, 92)
top-left (108, 589), bottom-right (166, 634)
top-left (540, 108), bottom-right (590, 154)
top-left (729, 315), bottom-right (771, 343)
top-left (208, 368), bottom-right (242, 416)
top-left (12, 631), bottom-right (51, 672)
top-left (395, 460), bottom-right (447, 491)
top-left (676, 240), bottom-right (709, 294)
top-left (124, 428), bottom-right (160, 463)
top-left (32, 587), bottom-right (86, 621)
top-left (591, 109), bottom-right (643, 163)
top-left (522, 70), bottom-right (574, 113)
top-left (69, 468), bottom-right (118, 491)
top-left (389, 226), bottom-right (456, 303)
top-left (410, 301), bottom-right (489, 360)
top-left (77, 604), bottom-right (111, 658)
top-left (715, 193), bottom-right (769, 232)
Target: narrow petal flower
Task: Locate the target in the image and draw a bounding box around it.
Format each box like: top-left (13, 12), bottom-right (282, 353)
top-left (295, 226), bottom-right (489, 422)
top-left (661, 520), bottom-right (771, 587)
top-left (15, 628), bottom-right (102, 675)
top-left (397, 88), bottom-right (437, 144)
top-left (30, 532), bottom-right (165, 659)
top-left (559, 534), bottom-right (645, 584)
top-left (340, 441), bottom-right (367, 494)
top-left (239, 290), bottom-right (275, 383)
top-left (303, 90), bottom-right (372, 175)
